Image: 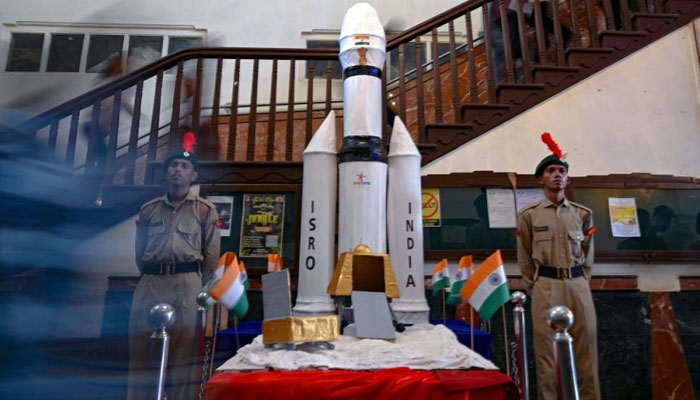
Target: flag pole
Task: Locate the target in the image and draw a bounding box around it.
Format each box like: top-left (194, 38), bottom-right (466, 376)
top-left (234, 315), bottom-right (240, 351)
top-left (470, 301), bottom-right (475, 350)
top-left (442, 289), bottom-right (446, 324)
top-left (502, 306), bottom-right (511, 376)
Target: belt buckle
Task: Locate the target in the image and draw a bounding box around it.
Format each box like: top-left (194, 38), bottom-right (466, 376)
top-left (160, 262), bottom-right (175, 275)
top-left (557, 268), bottom-right (569, 279)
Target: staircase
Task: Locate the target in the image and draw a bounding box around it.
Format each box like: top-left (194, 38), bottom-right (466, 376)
top-left (7, 0), bottom-right (700, 192)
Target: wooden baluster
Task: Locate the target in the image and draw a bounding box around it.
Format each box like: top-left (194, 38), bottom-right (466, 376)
top-left (85, 100), bottom-right (101, 175)
top-left (192, 58), bottom-right (204, 138)
top-left (415, 38), bottom-right (427, 141)
top-left (125, 80), bottom-right (143, 185)
top-left (227, 59), bottom-right (240, 160)
top-left (601, 0), bottom-right (616, 30)
top-left (105, 90), bottom-right (122, 182)
top-left (654, 0), bottom-right (663, 13)
top-left (448, 21), bottom-right (461, 122)
top-left (585, 0), bottom-right (601, 47)
top-left (147, 71), bottom-right (163, 164)
top-left (482, 4), bottom-right (497, 103)
top-left (169, 62), bottom-right (184, 152)
top-left (286, 60), bottom-right (296, 161)
top-left (465, 12), bottom-right (479, 103)
top-left (620, 0), bottom-right (633, 31)
top-left (532, 0), bottom-right (549, 66)
top-left (208, 57), bottom-right (223, 160)
top-left (305, 61), bottom-right (314, 146)
top-left (65, 110), bottom-right (79, 168)
top-left (325, 60), bottom-right (332, 115)
top-left (550, 0), bottom-right (567, 65)
top-left (498, 0), bottom-right (516, 83)
top-left (569, 0), bottom-right (583, 47)
top-left (267, 59), bottom-right (278, 161)
top-left (515, 0), bottom-right (533, 81)
top-left (247, 59), bottom-right (259, 161)
top-left (431, 28), bottom-right (444, 123)
top-left (398, 43), bottom-right (407, 122)
top-left (47, 120), bottom-right (59, 151)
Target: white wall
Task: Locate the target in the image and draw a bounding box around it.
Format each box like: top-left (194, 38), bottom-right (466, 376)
top-left (422, 26), bottom-right (700, 178)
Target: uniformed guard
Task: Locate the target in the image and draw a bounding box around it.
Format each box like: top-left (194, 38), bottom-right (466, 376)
top-left (517, 133), bottom-right (600, 400)
top-left (127, 132), bottom-right (220, 399)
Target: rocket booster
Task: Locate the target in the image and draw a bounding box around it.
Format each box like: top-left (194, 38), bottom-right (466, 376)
top-left (337, 3), bottom-right (388, 254)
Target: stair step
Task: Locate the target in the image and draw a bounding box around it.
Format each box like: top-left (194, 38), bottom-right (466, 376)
top-left (532, 65), bottom-right (580, 87)
top-left (632, 12), bottom-right (680, 32)
top-left (599, 30), bottom-right (648, 50)
top-left (460, 103), bottom-right (511, 128)
top-left (665, 0), bottom-right (700, 14)
top-left (423, 123), bottom-right (477, 160)
top-left (496, 83), bottom-right (546, 106)
top-left (566, 47), bottom-right (615, 69)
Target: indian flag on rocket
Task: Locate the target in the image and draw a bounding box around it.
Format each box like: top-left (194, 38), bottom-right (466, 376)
top-left (431, 259), bottom-right (450, 295)
top-left (447, 255), bottom-right (473, 306)
top-left (268, 253), bottom-right (283, 272)
top-left (460, 250), bottom-right (510, 322)
top-left (209, 253), bottom-right (249, 318)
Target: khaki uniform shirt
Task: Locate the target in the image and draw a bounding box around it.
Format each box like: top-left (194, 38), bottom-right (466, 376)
top-left (517, 197), bottom-right (594, 286)
top-left (135, 190), bottom-right (220, 282)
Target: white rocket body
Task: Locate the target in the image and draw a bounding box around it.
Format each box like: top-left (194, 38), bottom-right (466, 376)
top-left (293, 112), bottom-right (338, 315)
top-left (387, 117), bottom-right (430, 323)
top-left (337, 3), bottom-right (389, 254)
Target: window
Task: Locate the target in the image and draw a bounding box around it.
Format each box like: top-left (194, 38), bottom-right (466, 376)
top-left (305, 41), bottom-right (342, 79)
top-left (87, 35), bottom-right (124, 73)
top-left (168, 36), bottom-right (204, 55)
top-left (6, 33), bottom-right (44, 72)
top-left (387, 42), bottom-right (428, 81)
top-left (47, 34), bottom-right (84, 72)
top-left (128, 36), bottom-right (163, 70)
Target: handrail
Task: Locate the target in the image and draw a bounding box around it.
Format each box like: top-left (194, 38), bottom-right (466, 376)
top-left (14, 47), bottom-right (339, 134)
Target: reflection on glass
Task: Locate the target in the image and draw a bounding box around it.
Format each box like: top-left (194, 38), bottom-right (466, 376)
top-left (47, 34), bottom-right (84, 72)
top-left (87, 35), bottom-right (124, 73)
top-left (6, 33), bottom-right (44, 72)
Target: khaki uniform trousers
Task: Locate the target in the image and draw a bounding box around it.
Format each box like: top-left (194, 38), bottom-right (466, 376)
top-left (531, 276), bottom-right (600, 400)
top-left (127, 272), bottom-right (201, 400)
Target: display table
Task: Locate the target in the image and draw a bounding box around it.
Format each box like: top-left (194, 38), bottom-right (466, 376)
top-left (217, 320), bottom-right (491, 362)
top-left (204, 368), bottom-right (516, 400)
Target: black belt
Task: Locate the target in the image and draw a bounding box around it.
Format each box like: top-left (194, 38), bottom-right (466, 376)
top-left (538, 265), bottom-right (584, 279)
top-left (143, 261), bottom-right (200, 275)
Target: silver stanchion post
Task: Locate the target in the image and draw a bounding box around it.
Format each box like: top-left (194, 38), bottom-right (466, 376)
top-left (148, 303), bottom-right (176, 400)
top-left (547, 306), bottom-right (580, 400)
top-left (511, 291), bottom-right (529, 400)
top-left (194, 292), bottom-right (210, 400)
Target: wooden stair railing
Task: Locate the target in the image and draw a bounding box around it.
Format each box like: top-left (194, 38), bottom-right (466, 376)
top-left (8, 0), bottom-right (700, 186)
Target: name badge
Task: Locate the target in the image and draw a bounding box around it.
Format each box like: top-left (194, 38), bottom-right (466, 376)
top-left (534, 225), bottom-right (549, 232)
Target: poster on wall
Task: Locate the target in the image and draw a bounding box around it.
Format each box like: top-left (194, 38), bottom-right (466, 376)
top-left (239, 194), bottom-right (285, 257)
top-left (486, 188), bottom-right (517, 228)
top-left (209, 196), bottom-right (234, 237)
top-left (515, 188), bottom-right (544, 214)
top-left (608, 197), bottom-right (641, 237)
top-left (421, 188), bottom-right (441, 227)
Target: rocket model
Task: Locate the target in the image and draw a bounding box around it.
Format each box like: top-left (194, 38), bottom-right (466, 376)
top-left (294, 3), bottom-right (429, 323)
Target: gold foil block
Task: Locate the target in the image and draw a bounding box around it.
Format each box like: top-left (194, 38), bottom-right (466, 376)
top-left (262, 315), bottom-right (340, 344)
top-left (327, 245), bottom-right (400, 298)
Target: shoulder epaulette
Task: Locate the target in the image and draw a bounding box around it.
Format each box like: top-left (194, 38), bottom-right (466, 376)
top-left (195, 196), bottom-right (215, 209)
top-left (140, 196), bottom-right (163, 211)
top-left (570, 201), bottom-right (592, 214)
top-left (520, 201), bottom-right (540, 213)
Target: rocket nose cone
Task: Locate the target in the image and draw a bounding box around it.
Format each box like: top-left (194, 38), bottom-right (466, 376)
top-left (388, 117), bottom-right (420, 157)
top-left (340, 3), bottom-right (385, 41)
top-left (304, 111), bottom-right (337, 155)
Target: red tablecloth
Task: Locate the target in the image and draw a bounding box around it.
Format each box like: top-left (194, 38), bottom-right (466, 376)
top-left (205, 368), bottom-right (516, 400)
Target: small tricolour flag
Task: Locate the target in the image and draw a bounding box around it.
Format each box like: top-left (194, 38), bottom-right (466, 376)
top-left (239, 260), bottom-right (249, 290)
top-left (460, 250), bottom-right (510, 322)
top-left (209, 253), bottom-right (249, 318)
top-left (267, 253), bottom-right (283, 272)
top-left (431, 258), bottom-right (450, 295)
top-left (447, 255), bottom-right (473, 306)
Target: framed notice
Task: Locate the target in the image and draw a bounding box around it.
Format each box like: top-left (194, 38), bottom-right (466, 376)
top-left (208, 196), bottom-right (234, 237)
top-left (486, 188), bottom-right (517, 228)
top-left (239, 194), bottom-right (286, 257)
top-left (422, 188), bottom-right (441, 227)
top-left (608, 197), bottom-right (641, 237)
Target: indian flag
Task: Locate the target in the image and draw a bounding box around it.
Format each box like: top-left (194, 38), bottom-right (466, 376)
top-left (206, 252), bottom-right (237, 307)
top-left (431, 259), bottom-right (450, 295)
top-left (209, 254), bottom-right (249, 318)
top-left (239, 260), bottom-right (250, 290)
top-left (460, 250), bottom-right (510, 321)
top-left (447, 255), bottom-right (473, 306)
top-left (267, 253), bottom-right (283, 272)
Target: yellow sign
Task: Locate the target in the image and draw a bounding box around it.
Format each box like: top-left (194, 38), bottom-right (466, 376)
top-left (422, 188), bottom-right (441, 227)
